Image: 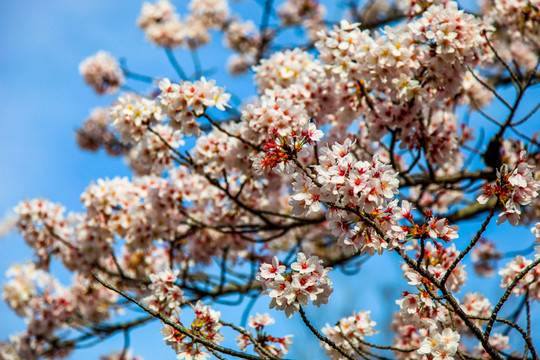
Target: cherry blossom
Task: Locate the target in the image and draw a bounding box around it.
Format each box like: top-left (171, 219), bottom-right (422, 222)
top-left (474, 333), bottom-right (511, 358)
top-left (161, 301), bottom-right (224, 360)
top-left (110, 94), bottom-right (163, 144)
top-left (478, 152), bottom-right (540, 225)
top-left (236, 313), bottom-right (293, 357)
top-left (418, 328), bottom-right (460, 360)
top-left (258, 253), bottom-right (333, 318)
top-left (157, 78), bottom-right (230, 137)
top-left (144, 269), bottom-right (185, 316)
top-left (79, 51), bottom-right (124, 95)
top-left (321, 310), bottom-right (377, 359)
top-left (499, 255), bottom-right (540, 302)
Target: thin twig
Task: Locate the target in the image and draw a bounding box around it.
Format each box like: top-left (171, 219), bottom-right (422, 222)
top-left (440, 203), bottom-right (497, 288)
top-left (298, 305), bottom-right (355, 360)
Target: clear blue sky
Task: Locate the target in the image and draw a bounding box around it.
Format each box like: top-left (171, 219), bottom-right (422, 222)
top-left (1, 1), bottom-right (538, 359)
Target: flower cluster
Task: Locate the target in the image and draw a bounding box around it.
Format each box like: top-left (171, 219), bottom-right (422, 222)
top-left (252, 123), bottom-right (323, 175)
top-left (365, 103), bottom-right (465, 169)
top-left (14, 172), bottom-right (224, 278)
top-left (457, 71), bottom-right (495, 111)
top-left (76, 107), bottom-right (127, 156)
top-left (289, 138), bottom-right (405, 254)
top-left (457, 292), bottom-right (492, 332)
top-left (2, 264), bottom-right (117, 358)
top-left (110, 94), bottom-right (162, 144)
top-left (138, 0), bottom-right (176, 30)
top-left (138, 0), bottom-right (185, 49)
top-left (161, 301), bottom-right (224, 360)
top-left (278, 0), bottom-right (324, 26)
top-left (320, 310), bottom-right (377, 359)
top-left (258, 47), bottom-right (363, 137)
top-left (116, 245), bottom-right (171, 285)
top-left (396, 289), bottom-right (449, 332)
top-left (501, 141), bottom-right (540, 225)
top-left (478, 152), bottom-right (540, 226)
top-left (391, 314), bottom-right (426, 359)
top-left (81, 177), bottom-right (141, 220)
top-left (158, 78), bottom-right (230, 137)
top-left (81, 175), bottom-right (188, 249)
top-left (70, 274), bottom-right (118, 324)
top-left (14, 198), bottom-right (73, 269)
top-left (193, 122), bottom-right (248, 176)
top-left (278, 0), bottom-right (326, 41)
top-left (189, 0), bottom-right (230, 29)
top-left (138, 0), bottom-right (230, 50)
top-left (403, 242), bottom-right (466, 293)
top-left (126, 124), bottom-right (184, 175)
top-left (235, 313), bottom-right (293, 357)
top-left (291, 138), bottom-right (399, 214)
top-left (79, 51), bottom-right (124, 95)
top-left (486, 0), bottom-right (540, 45)
top-left (499, 255), bottom-right (540, 302)
top-left (473, 333), bottom-right (511, 358)
top-left (417, 328), bottom-right (460, 360)
top-left (397, 208), bottom-right (460, 246)
top-left (483, 0), bottom-right (540, 76)
top-left (253, 49), bottom-right (320, 92)
top-left (24, 284), bottom-right (75, 341)
top-left (408, 2), bottom-right (490, 99)
top-left (2, 263), bottom-right (47, 316)
top-left (85, 93), bottom-right (184, 175)
top-left (394, 243), bottom-right (469, 341)
top-left (313, 1), bottom-right (490, 170)
top-left (242, 87), bottom-right (311, 140)
top-left (144, 269), bottom-right (185, 316)
top-left (258, 253), bottom-right (333, 318)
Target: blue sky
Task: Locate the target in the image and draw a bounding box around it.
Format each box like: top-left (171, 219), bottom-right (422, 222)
top-left (1, 1), bottom-right (539, 359)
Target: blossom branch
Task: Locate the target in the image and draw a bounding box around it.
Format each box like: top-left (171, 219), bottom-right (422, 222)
top-left (91, 270), bottom-right (283, 360)
top-left (298, 305), bottom-right (355, 360)
top-left (486, 257), bottom-right (540, 340)
top-left (440, 203), bottom-right (498, 288)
